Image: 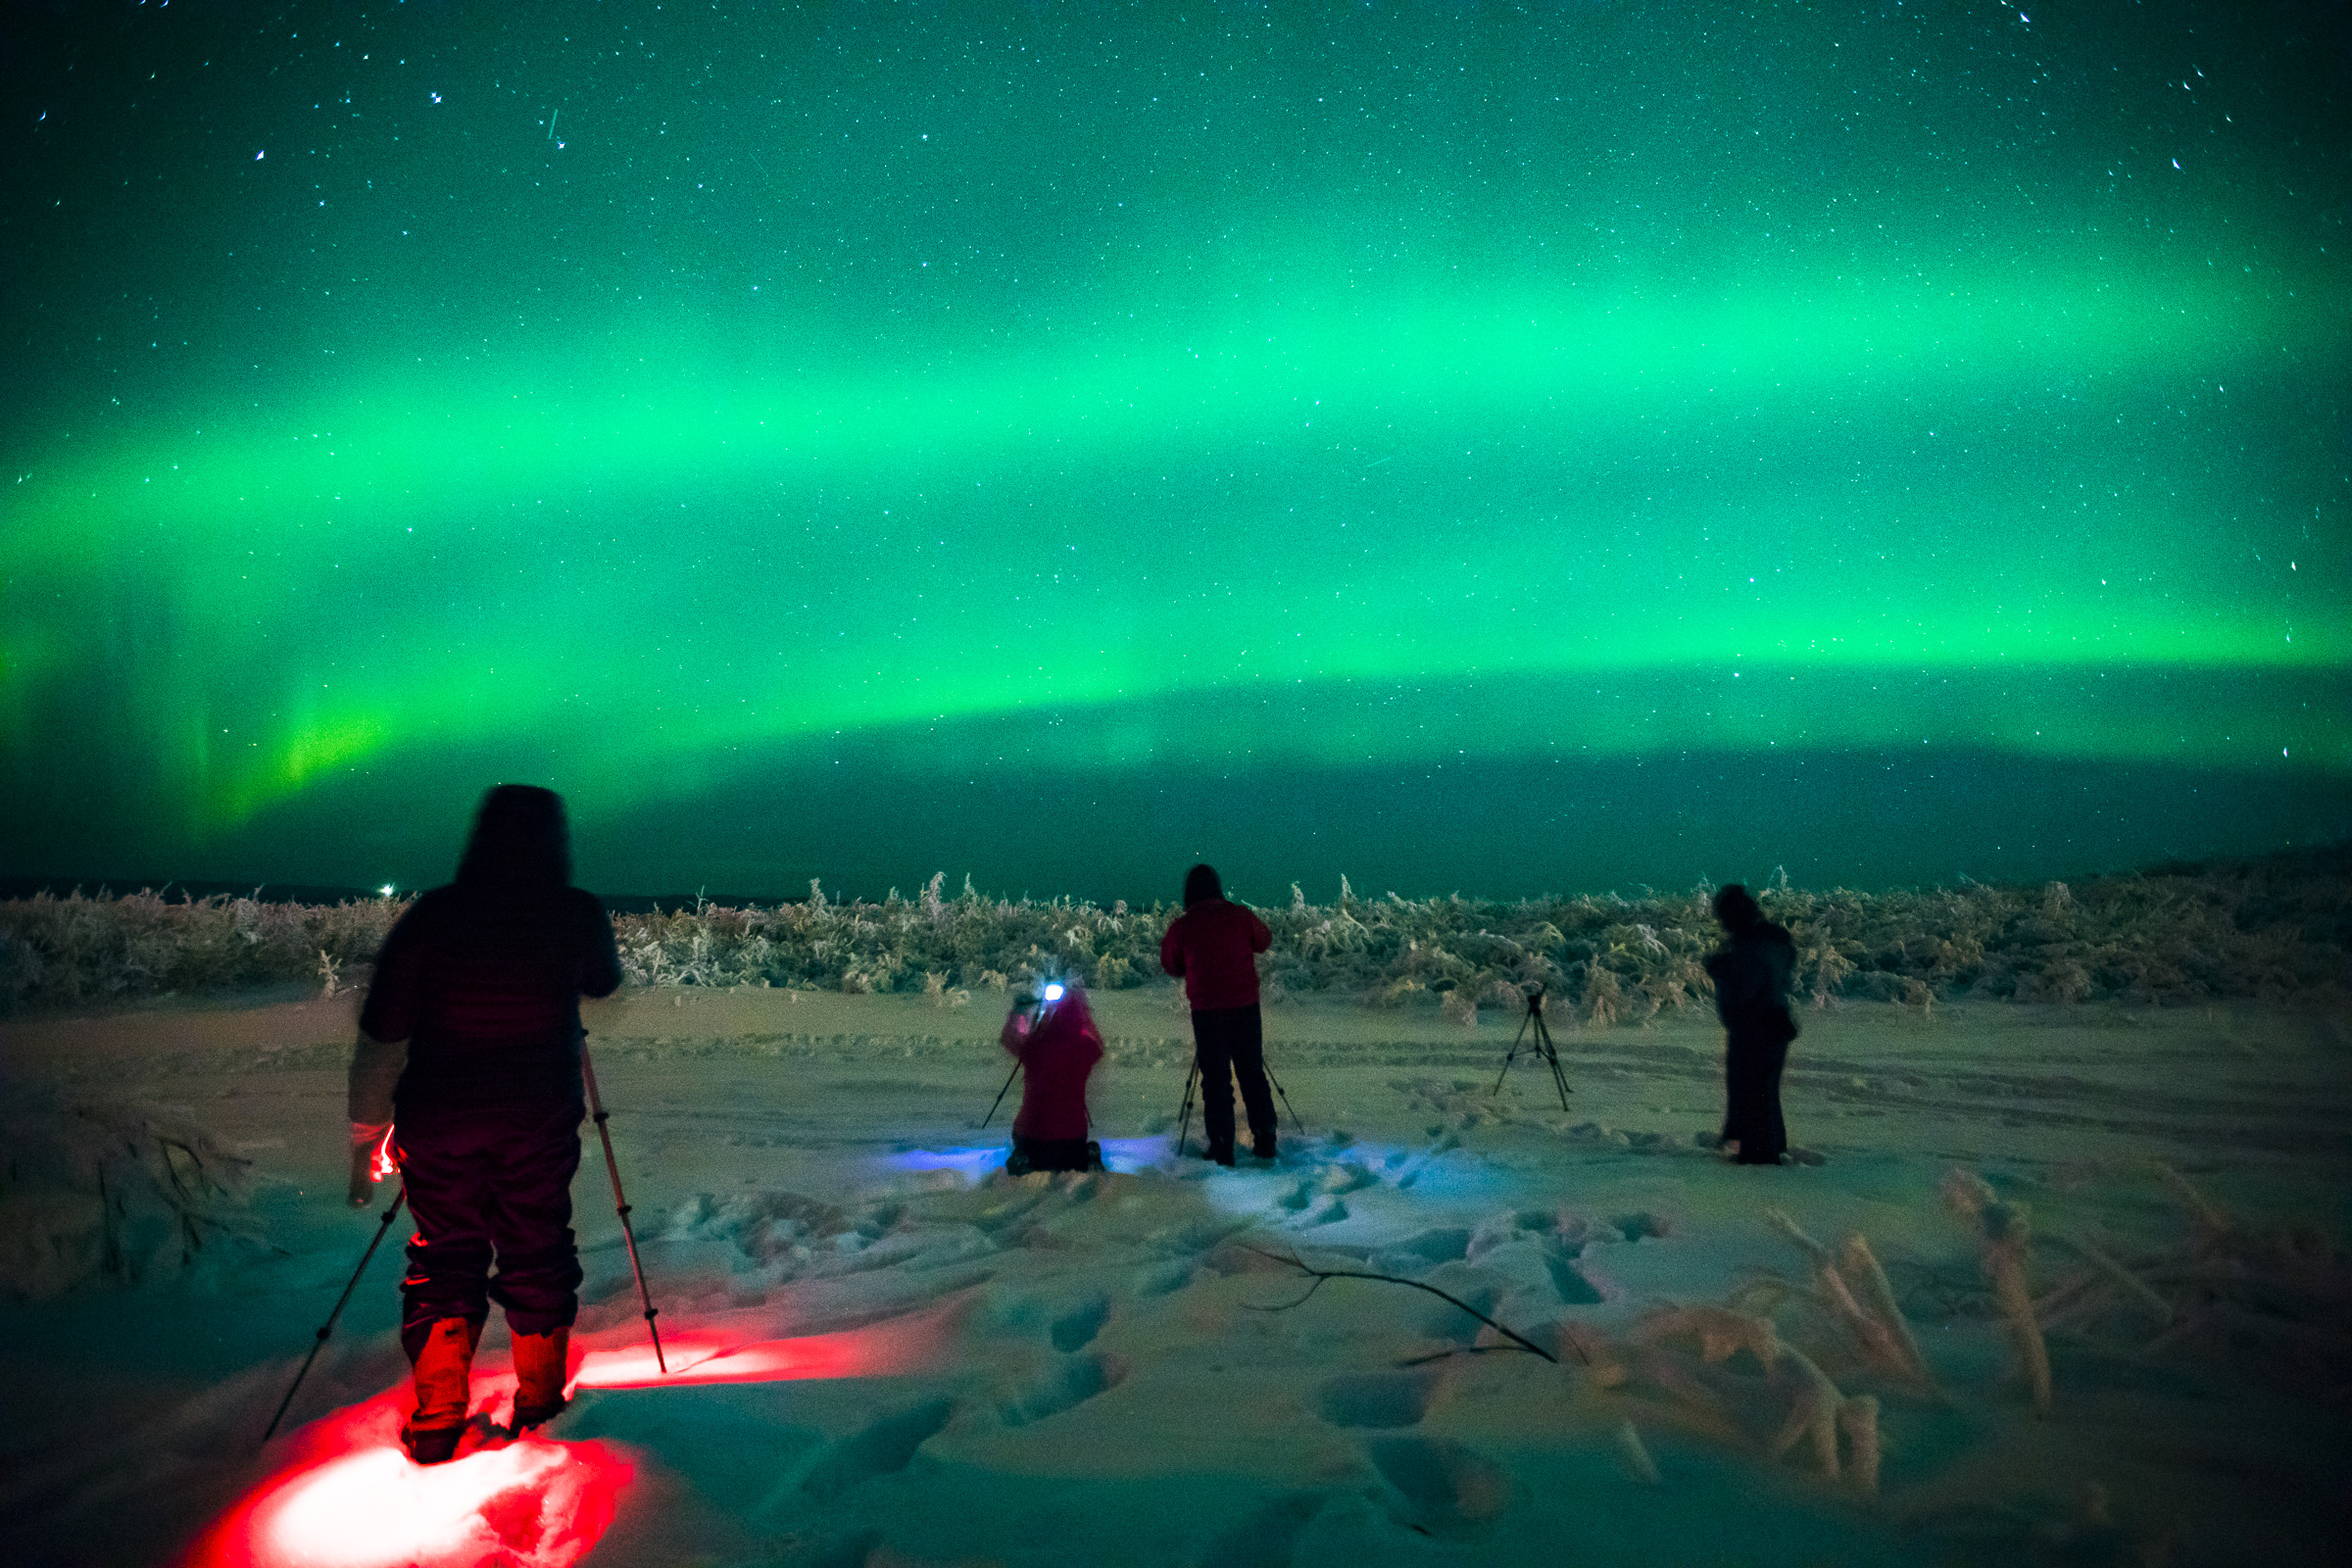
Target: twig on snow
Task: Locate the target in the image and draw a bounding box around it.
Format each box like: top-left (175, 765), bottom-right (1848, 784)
top-left (1238, 1244), bottom-right (1574, 1364)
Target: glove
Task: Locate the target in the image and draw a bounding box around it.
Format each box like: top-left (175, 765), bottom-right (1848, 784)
top-left (348, 1120), bottom-right (393, 1208)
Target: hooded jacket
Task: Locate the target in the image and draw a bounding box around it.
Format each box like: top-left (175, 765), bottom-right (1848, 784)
top-left (1001, 984), bottom-right (1104, 1141)
top-left (360, 883), bottom-right (622, 1111)
top-left (355, 785), bottom-right (621, 1116)
top-left (1158, 898), bottom-right (1272, 1010)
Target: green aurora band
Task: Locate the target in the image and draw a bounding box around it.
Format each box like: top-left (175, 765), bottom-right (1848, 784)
top-left (3, 1), bottom-right (2345, 898)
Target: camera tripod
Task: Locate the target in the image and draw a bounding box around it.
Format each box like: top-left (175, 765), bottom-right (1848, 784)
top-left (1175, 1053), bottom-right (1304, 1158)
top-left (1490, 986), bottom-right (1573, 1111)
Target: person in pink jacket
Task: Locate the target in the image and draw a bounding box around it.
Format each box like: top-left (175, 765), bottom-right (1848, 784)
top-left (999, 978), bottom-right (1105, 1174)
top-left (1157, 863), bottom-right (1276, 1164)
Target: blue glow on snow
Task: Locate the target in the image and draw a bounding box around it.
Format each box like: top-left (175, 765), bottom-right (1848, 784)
top-left (878, 1137), bottom-right (1166, 1178)
top-left (1093, 1137), bottom-right (1162, 1173)
top-left (1186, 1138), bottom-right (1520, 1220)
top-left (880, 1136), bottom-right (1547, 1195)
top-left (882, 1147), bottom-right (1006, 1179)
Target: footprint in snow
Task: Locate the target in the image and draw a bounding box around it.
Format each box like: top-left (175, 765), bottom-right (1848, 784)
top-left (796, 1397), bottom-right (956, 1501)
top-left (999, 1351), bottom-right (1125, 1427)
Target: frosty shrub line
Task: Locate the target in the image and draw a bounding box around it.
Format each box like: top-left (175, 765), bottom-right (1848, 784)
top-left (1, 851), bottom-right (2344, 1016)
top-left (0, 888), bottom-right (406, 1011)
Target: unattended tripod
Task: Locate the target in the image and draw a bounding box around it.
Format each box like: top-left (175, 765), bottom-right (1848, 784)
top-left (1491, 986), bottom-right (1572, 1111)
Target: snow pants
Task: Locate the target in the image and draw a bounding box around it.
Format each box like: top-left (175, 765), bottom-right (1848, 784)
top-left (395, 1098), bottom-right (584, 1360)
top-left (1191, 1004), bottom-right (1277, 1152)
top-left (1720, 1016), bottom-right (1791, 1165)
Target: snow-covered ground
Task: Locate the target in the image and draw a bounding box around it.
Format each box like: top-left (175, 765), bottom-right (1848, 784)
top-left (3, 985), bottom-right (2347, 1567)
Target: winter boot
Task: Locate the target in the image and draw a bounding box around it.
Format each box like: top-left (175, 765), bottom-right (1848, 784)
top-left (1201, 1142), bottom-right (1236, 1167)
top-left (511, 1326), bottom-right (572, 1431)
top-left (1250, 1132), bottom-right (1278, 1160)
top-left (402, 1316), bottom-right (480, 1464)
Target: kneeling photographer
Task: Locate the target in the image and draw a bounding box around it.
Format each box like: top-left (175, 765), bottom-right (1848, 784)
top-left (998, 975), bottom-right (1105, 1174)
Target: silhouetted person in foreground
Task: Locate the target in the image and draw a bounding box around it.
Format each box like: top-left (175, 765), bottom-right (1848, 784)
top-left (1159, 863), bottom-right (1276, 1165)
top-left (347, 784), bottom-right (622, 1464)
top-left (1703, 883), bottom-right (1798, 1165)
top-left (998, 978), bottom-right (1105, 1174)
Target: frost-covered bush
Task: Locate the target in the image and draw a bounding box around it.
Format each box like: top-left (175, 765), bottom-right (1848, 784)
top-left (1756, 851), bottom-right (2352, 1007)
top-left (0, 1088), bottom-right (263, 1300)
top-left (608, 853), bottom-right (2348, 1015)
top-left (607, 874), bottom-right (1172, 995)
top-left (0, 888), bottom-right (404, 1011)
top-left (5, 849), bottom-right (2344, 1014)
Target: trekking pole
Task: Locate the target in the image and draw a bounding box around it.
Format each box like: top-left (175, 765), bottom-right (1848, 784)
top-left (262, 1187), bottom-right (407, 1445)
top-left (1263, 1058), bottom-right (1306, 1136)
top-left (979, 1059), bottom-right (1022, 1131)
top-left (580, 1037), bottom-right (666, 1374)
top-left (1173, 1058), bottom-right (1200, 1158)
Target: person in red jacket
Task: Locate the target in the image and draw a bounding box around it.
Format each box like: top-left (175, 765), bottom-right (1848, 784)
top-left (999, 978), bottom-right (1105, 1174)
top-left (1158, 863), bottom-right (1276, 1164)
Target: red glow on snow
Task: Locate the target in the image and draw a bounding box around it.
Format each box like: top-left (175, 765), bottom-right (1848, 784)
top-left (576, 1330), bottom-right (851, 1391)
top-left (186, 1304), bottom-right (956, 1568)
top-left (251, 1443), bottom-right (625, 1568)
top-left (573, 1310), bottom-right (948, 1392)
top-left (182, 1391), bottom-right (630, 1568)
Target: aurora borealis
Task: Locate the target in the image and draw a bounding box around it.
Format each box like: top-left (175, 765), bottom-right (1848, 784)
top-left (4, 1), bottom-right (2345, 900)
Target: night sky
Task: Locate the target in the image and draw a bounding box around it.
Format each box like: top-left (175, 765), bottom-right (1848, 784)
top-left (3, 0), bottom-right (2345, 903)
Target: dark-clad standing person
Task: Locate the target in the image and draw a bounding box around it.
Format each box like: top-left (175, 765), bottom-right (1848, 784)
top-left (1158, 863), bottom-right (1276, 1165)
top-left (1702, 883), bottom-right (1798, 1165)
top-left (346, 784), bottom-right (622, 1464)
top-left (998, 978), bottom-right (1106, 1174)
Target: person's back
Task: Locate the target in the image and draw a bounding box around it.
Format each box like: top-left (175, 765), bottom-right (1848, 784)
top-left (1703, 885), bottom-right (1796, 1165)
top-left (1704, 918), bottom-right (1795, 1025)
top-left (1006, 986), bottom-right (1104, 1142)
top-left (1001, 982), bottom-right (1105, 1172)
top-left (1159, 889), bottom-right (1271, 1009)
top-left (1159, 864), bottom-right (1278, 1163)
top-left (346, 783), bottom-right (622, 1463)
top-left (363, 881), bottom-right (620, 1111)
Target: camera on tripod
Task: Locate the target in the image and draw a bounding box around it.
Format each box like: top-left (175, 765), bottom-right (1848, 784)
top-left (1491, 985), bottom-right (1573, 1110)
